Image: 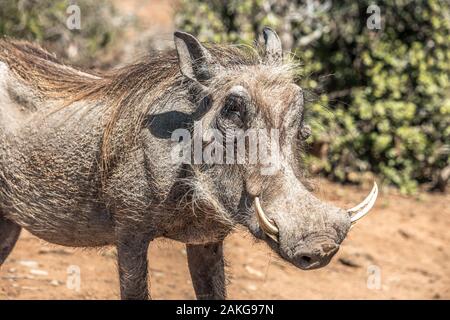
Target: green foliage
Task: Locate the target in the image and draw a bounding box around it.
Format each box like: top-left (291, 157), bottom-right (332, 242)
top-left (0, 0), bottom-right (120, 67)
top-left (176, 0), bottom-right (450, 193)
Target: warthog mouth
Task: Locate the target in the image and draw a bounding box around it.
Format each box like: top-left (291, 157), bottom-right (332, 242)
top-left (254, 182), bottom-right (378, 243)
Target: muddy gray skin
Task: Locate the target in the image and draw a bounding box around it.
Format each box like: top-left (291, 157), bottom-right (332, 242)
top-left (0, 29), bottom-right (350, 300)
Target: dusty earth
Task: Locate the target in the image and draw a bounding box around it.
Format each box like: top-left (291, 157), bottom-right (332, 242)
top-left (0, 179), bottom-right (448, 300)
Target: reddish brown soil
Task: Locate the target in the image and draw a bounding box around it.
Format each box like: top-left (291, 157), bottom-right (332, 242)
top-left (1, 180), bottom-right (448, 300)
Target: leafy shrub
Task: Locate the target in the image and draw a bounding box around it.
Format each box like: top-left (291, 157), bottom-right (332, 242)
top-left (176, 0), bottom-right (450, 193)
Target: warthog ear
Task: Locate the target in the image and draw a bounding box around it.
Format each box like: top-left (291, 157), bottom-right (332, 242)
top-left (174, 31), bottom-right (215, 84)
top-left (262, 27), bottom-right (282, 66)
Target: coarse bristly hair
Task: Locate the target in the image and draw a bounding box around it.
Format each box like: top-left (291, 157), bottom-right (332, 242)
top-left (0, 37), bottom-right (300, 191)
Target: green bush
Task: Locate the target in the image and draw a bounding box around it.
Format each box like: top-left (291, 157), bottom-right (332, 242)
top-left (0, 0), bottom-right (120, 67)
top-left (176, 0), bottom-right (450, 193)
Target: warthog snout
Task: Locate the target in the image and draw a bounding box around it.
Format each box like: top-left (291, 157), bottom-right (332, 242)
top-left (251, 183), bottom-right (378, 270)
top-left (293, 240), bottom-right (339, 269)
top-left (276, 207), bottom-right (350, 270)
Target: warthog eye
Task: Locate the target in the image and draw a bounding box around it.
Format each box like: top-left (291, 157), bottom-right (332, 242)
top-left (300, 125), bottom-right (312, 140)
top-left (221, 94), bottom-right (247, 126)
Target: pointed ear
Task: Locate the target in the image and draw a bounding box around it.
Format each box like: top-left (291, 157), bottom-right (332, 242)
top-left (174, 31), bottom-right (215, 83)
top-left (262, 27), bottom-right (282, 66)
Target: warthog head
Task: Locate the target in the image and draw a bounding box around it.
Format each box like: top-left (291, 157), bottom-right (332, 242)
top-left (172, 28), bottom-right (377, 269)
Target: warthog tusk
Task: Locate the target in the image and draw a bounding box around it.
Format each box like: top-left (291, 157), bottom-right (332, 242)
top-left (348, 182), bottom-right (378, 224)
top-left (254, 197), bottom-right (279, 242)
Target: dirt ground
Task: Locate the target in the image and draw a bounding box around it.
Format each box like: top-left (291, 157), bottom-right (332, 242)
top-left (1, 179), bottom-right (448, 300)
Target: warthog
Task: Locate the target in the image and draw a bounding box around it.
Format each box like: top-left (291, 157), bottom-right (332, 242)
top-left (0, 28), bottom-right (377, 299)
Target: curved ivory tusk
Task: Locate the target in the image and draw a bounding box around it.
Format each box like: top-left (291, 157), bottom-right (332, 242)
top-left (254, 197), bottom-right (279, 242)
top-left (348, 182), bottom-right (378, 224)
top-left (347, 182), bottom-right (378, 214)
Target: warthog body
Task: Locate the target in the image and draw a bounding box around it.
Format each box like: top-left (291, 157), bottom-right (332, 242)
top-left (0, 29), bottom-right (376, 299)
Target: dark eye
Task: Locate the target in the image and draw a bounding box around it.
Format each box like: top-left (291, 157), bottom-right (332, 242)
top-left (223, 103), bottom-right (241, 119)
top-left (300, 125), bottom-right (312, 140)
top-left (221, 94), bottom-right (246, 126)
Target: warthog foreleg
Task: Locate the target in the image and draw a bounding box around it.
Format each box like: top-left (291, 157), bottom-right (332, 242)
top-left (187, 242), bottom-right (226, 300)
top-left (116, 233), bottom-right (151, 300)
top-left (0, 216), bottom-right (21, 266)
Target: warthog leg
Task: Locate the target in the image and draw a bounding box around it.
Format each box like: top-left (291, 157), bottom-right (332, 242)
top-left (116, 233), bottom-right (151, 300)
top-left (187, 242), bottom-right (226, 300)
top-left (0, 216), bottom-right (21, 266)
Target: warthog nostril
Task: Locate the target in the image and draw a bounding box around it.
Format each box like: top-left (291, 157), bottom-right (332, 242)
top-left (295, 252), bottom-right (320, 269)
top-left (294, 242), bottom-right (339, 269)
top-left (299, 255), bottom-right (312, 264)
